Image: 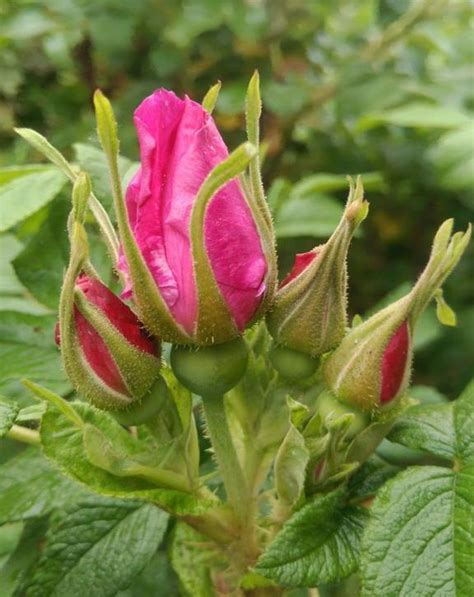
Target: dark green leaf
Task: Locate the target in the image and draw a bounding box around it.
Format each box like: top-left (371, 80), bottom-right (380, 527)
top-left (0, 449), bottom-right (82, 524)
top-left (0, 518), bottom-right (49, 597)
top-left (349, 456), bottom-right (400, 501)
top-left (361, 465), bottom-right (474, 597)
top-left (256, 489), bottom-right (368, 587)
top-left (453, 379), bottom-right (474, 464)
top-left (26, 496), bottom-right (168, 597)
top-left (13, 197), bottom-right (69, 309)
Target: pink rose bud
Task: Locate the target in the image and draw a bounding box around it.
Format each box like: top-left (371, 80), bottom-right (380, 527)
top-left (118, 89), bottom-right (271, 345)
top-left (324, 219), bottom-right (471, 411)
top-left (267, 177), bottom-right (368, 359)
top-left (57, 275), bottom-right (161, 410)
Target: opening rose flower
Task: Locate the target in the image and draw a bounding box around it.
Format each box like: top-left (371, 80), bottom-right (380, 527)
top-left (117, 89), bottom-right (274, 345)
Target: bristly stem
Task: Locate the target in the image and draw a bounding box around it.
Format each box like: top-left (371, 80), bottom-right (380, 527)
top-left (201, 394), bottom-right (249, 523)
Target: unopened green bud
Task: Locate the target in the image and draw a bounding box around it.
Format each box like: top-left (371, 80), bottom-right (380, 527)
top-left (170, 337), bottom-right (249, 397)
top-left (266, 177), bottom-right (368, 357)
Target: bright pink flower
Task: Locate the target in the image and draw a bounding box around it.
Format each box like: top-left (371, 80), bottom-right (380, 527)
top-left (56, 276), bottom-right (158, 396)
top-left (118, 90), bottom-right (267, 337)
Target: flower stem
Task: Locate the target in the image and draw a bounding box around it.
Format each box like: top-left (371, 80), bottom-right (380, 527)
top-left (6, 424), bottom-right (40, 446)
top-left (202, 394), bottom-right (249, 524)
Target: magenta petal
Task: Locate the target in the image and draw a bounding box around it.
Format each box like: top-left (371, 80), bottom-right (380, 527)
top-left (380, 321), bottom-right (410, 403)
top-left (280, 249), bottom-right (320, 288)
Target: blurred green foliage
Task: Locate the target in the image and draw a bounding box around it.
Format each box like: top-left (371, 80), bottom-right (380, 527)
top-left (0, 0), bottom-right (473, 396)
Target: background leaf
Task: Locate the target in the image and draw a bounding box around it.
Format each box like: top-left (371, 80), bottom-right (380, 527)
top-left (25, 496), bottom-right (168, 597)
top-left (0, 170), bottom-right (66, 232)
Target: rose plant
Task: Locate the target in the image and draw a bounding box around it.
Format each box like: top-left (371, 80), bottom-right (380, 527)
top-left (1, 73), bottom-right (473, 597)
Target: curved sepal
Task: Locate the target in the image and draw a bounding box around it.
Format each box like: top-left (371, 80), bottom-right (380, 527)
top-left (93, 90), bottom-right (192, 344)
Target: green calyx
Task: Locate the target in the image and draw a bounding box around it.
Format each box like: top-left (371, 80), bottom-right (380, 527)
top-left (266, 177), bottom-right (368, 357)
top-left (269, 343), bottom-right (319, 381)
top-left (170, 337), bottom-right (249, 397)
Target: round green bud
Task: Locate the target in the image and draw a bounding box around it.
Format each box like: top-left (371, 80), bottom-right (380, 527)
top-left (270, 343), bottom-right (319, 381)
top-left (316, 389), bottom-right (369, 438)
top-left (170, 337), bottom-right (249, 396)
top-left (113, 376), bottom-right (169, 426)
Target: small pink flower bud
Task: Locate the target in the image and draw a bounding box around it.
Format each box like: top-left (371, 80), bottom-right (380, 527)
top-left (324, 220), bottom-right (471, 411)
top-left (57, 275), bottom-right (161, 410)
top-left (266, 178), bottom-right (368, 357)
top-left (118, 90), bottom-right (273, 345)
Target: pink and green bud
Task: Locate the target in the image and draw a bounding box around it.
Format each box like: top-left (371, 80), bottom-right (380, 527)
top-left (57, 275), bottom-right (161, 411)
top-left (266, 177), bottom-right (368, 358)
top-left (324, 219), bottom-right (471, 411)
top-left (114, 89), bottom-right (275, 346)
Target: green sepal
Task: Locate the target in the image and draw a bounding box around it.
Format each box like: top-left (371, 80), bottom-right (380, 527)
top-left (274, 423), bottom-right (309, 507)
top-left (58, 196), bottom-right (134, 410)
top-left (72, 172), bottom-right (91, 224)
top-left (93, 90), bottom-right (192, 345)
top-left (434, 288), bottom-right (457, 326)
top-left (267, 177), bottom-right (368, 357)
top-left (202, 81), bottom-right (221, 114)
top-left (244, 70), bottom-right (278, 320)
top-left (74, 288), bottom-right (161, 401)
top-left (190, 142), bottom-right (257, 344)
top-left (324, 219), bottom-right (471, 411)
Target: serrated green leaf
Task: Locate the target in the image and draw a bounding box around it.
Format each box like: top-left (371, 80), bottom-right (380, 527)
top-left (170, 522), bottom-right (218, 597)
top-left (454, 379), bottom-right (474, 464)
top-left (25, 496), bottom-right (168, 597)
top-left (40, 401), bottom-right (212, 515)
top-left (256, 489), bottom-right (368, 587)
top-left (361, 465), bottom-right (474, 597)
top-left (0, 449), bottom-right (83, 524)
top-left (388, 380), bottom-right (474, 464)
top-left (0, 399), bottom-right (19, 437)
top-left (388, 403), bottom-right (455, 461)
top-left (0, 169), bottom-right (67, 232)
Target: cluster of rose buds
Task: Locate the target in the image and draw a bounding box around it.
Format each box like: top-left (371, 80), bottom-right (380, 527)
top-left (56, 76), bottom-right (471, 425)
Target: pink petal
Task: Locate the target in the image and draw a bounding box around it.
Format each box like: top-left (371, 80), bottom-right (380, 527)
top-left (280, 249), bottom-right (320, 288)
top-left (380, 321), bottom-right (410, 403)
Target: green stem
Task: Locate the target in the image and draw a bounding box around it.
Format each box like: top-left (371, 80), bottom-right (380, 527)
top-left (202, 395), bottom-right (249, 524)
top-left (6, 424), bottom-right (40, 446)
